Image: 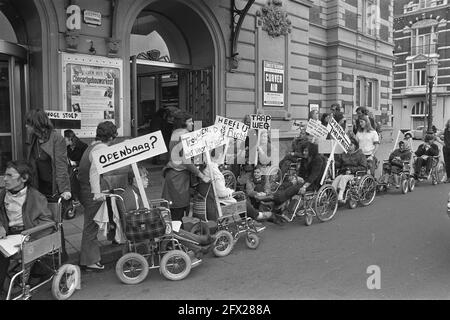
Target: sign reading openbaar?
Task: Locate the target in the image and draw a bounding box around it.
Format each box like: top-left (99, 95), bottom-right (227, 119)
top-left (91, 131), bottom-right (167, 174)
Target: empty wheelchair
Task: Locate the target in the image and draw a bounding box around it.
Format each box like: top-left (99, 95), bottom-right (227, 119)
top-left (105, 192), bottom-right (202, 285)
top-left (5, 198), bottom-right (80, 300)
top-left (377, 160), bottom-right (415, 194)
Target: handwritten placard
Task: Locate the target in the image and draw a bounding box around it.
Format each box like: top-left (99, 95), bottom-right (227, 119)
top-left (181, 124), bottom-right (227, 159)
top-left (327, 117), bottom-right (351, 153)
top-left (306, 119), bottom-right (329, 139)
top-left (91, 131), bottom-right (167, 174)
top-left (215, 116), bottom-right (249, 141)
top-left (250, 114), bottom-right (271, 130)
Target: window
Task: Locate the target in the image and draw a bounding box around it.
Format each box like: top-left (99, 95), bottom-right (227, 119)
top-left (404, 0), bottom-right (447, 13)
top-left (355, 77), bottom-right (379, 109)
top-left (412, 101), bottom-right (428, 115)
top-left (411, 31), bottom-right (436, 55)
top-left (364, 0), bottom-right (379, 37)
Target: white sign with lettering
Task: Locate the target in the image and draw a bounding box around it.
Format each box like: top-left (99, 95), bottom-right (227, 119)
top-left (91, 131), bottom-right (167, 174)
top-left (45, 110), bottom-right (81, 120)
top-left (215, 116), bottom-right (249, 141)
top-left (327, 117), bottom-right (351, 153)
top-left (181, 124), bottom-right (227, 159)
top-left (306, 119), bottom-right (329, 139)
top-left (250, 114), bottom-right (271, 130)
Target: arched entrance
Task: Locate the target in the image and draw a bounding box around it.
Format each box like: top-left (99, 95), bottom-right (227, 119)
top-left (122, 0), bottom-right (225, 144)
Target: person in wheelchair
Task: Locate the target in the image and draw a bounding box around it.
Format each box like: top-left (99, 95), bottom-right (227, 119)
top-left (0, 160), bottom-right (54, 298)
top-left (332, 138), bottom-right (368, 202)
top-left (380, 141), bottom-right (412, 188)
top-left (414, 134), bottom-right (439, 179)
top-left (122, 165), bottom-right (215, 254)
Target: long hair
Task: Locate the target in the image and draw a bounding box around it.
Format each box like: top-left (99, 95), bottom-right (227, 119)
top-left (357, 116), bottom-right (374, 132)
top-left (64, 129), bottom-right (80, 145)
top-left (25, 109), bottom-right (54, 141)
top-left (172, 111), bottom-right (192, 130)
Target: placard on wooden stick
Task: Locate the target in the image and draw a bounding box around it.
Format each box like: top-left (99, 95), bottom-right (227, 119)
top-left (91, 131), bottom-right (167, 208)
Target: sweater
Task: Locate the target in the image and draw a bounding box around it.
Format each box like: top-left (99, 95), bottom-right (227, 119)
top-left (335, 149), bottom-right (368, 174)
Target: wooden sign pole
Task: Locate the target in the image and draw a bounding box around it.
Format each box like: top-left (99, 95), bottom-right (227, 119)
top-left (393, 130), bottom-right (401, 152)
top-left (320, 140), bottom-right (337, 185)
top-left (220, 137), bottom-right (231, 164)
top-left (205, 151), bottom-right (223, 218)
top-left (254, 130), bottom-right (261, 165)
top-left (131, 162), bottom-right (150, 209)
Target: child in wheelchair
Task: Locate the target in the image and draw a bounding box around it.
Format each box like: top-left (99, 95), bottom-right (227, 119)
top-left (380, 141), bottom-right (412, 188)
top-left (332, 138), bottom-right (368, 202)
top-left (413, 134), bottom-right (439, 179)
top-left (0, 161), bottom-right (55, 299)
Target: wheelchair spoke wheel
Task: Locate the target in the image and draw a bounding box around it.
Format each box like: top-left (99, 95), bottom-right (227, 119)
top-left (51, 264), bottom-right (80, 300)
top-left (222, 170), bottom-right (237, 190)
top-left (435, 162), bottom-right (447, 184)
top-left (115, 253), bottom-right (149, 285)
top-left (267, 167), bottom-right (283, 192)
top-left (213, 230), bottom-right (234, 257)
top-left (304, 213), bottom-right (313, 226)
top-left (347, 197), bottom-right (358, 209)
top-left (401, 176), bottom-right (409, 194)
top-left (358, 176), bottom-right (377, 206)
top-left (314, 185), bottom-right (338, 222)
top-left (160, 250), bottom-right (191, 281)
top-left (245, 233), bottom-right (260, 249)
top-left (190, 222), bottom-right (211, 237)
top-left (408, 177), bottom-right (416, 192)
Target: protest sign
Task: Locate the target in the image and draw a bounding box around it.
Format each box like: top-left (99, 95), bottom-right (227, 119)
top-left (45, 110), bottom-right (81, 129)
top-left (92, 131), bottom-right (167, 175)
top-left (306, 119), bottom-right (329, 139)
top-left (215, 116), bottom-right (249, 141)
top-left (327, 117), bottom-right (351, 153)
top-left (180, 124), bottom-right (227, 159)
top-left (250, 114), bottom-right (271, 130)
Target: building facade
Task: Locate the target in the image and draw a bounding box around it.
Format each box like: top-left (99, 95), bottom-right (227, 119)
top-left (0, 0), bottom-right (393, 173)
top-left (393, 0), bottom-right (450, 134)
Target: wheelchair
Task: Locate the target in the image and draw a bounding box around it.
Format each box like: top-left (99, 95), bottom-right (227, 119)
top-left (339, 170), bottom-right (377, 209)
top-left (377, 160), bottom-right (415, 194)
top-left (191, 186), bottom-right (265, 257)
top-left (5, 198), bottom-right (80, 300)
top-left (413, 155), bottom-right (446, 185)
top-left (105, 191), bottom-right (202, 285)
top-left (63, 165), bottom-right (81, 220)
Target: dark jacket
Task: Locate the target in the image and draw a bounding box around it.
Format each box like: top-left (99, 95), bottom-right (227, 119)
top-left (297, 143), bottom-right (327, 190)
top-left (335, 149), bottom-right (368, 174)
top-left (389, 148), bottom-right (411, 164)
top-left (0, 187), bottom-right (54, 239)
top-left (415, 143), bottom-right (439, 157)
top-left (246, 177), bottom-right (270, 198)
top-left (27, 130), bottom-right (71, 196)
top-left (67, 139), bottom-right (88, 164)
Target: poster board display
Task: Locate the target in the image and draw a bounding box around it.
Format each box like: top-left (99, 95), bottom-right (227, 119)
top-left (60, 53), bottom-right (123, 138)
top-left (263, 61), bottom-right (284, 106)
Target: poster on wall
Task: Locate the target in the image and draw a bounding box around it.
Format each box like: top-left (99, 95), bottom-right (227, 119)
top-left (263, 60), bottom-right (284, 106)
top-left (60, 53), bottom-right (123, 138)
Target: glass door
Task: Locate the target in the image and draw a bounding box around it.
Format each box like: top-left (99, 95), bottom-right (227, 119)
top-left (0, 60), bottom-right (12, 173)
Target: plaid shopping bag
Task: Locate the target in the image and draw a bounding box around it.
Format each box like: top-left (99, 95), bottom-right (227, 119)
top-left (124, 208), bottom-right (166, 242)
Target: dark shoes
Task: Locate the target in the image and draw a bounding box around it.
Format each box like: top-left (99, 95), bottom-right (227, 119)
top-left (81, 262), bottom-right (105, 272)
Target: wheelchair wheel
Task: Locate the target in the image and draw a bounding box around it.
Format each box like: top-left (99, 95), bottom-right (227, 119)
top-left (160, 250), bottom-right (192, 281)
top-left (314, 185), bottom-right (338, 222)
top-left (408, 177), bottom-right (415, 192)
top-left (267, 166), bottom-right (283, 192)
top-left (376, 184), bottom-right (387, 193)
top-left (358, 175), bottom-right (377, 207)
top-left (435, 161), bottom-right (447, 184)
top-left (213, 230), bottom-right (234, 257)
top-left (304, 213), bottom-right (313, 226)
top-left (245, 233), bottom-right (260, 249)
top-left (222, 170), bottom-right (237, 190)
top-left (401, 176), bottom-right (409, 194)
top-left (347, 197), bottom-right (358, 209)
top-left (115, 252), bottom-right (149, 285)
top-left (51, 264), bottom-right (80, 300)
top-left (64, 207), bottom-right (76, 220)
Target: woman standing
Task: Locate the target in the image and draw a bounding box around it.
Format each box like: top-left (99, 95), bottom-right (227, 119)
top-left (25, 109), bottom-right (71, 202)
top-left (162, 112), bottom-right (210, 222)
top-left (438, 120), bottom-right (450, 183)
top-left (78, 121), bottom-right (118, 271)
top-left (355, 116), bottom-right (380, 176)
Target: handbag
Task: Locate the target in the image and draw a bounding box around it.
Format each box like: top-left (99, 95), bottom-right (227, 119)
top-left (124, 207), bottom-right (166, 242)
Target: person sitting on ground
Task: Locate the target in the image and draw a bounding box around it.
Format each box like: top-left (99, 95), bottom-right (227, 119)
top-left (414, 134), bottom-right (439, 179)
top-left (380, 141), bottom-right (412, 188)
top-left (332, 138), bottom-right (368, 202)
top-left (0, 160), bottom-right (54, 299)
top-left (122, 165), bottom-right (215, 253)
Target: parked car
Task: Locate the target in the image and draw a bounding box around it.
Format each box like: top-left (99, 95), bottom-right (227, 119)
top-left (411, 126), bottom-right (426, 140)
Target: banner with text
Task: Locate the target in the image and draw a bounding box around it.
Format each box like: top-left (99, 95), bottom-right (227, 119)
top-left (215, 116), bottom-right (249, 141)
top-left (91, 131), bottom-right (167, 174)
top-left (46, 110), bottom-right (81, 129)
top-left (306, 119), bottom-right (329, 139)
top-left (263, 60), bottom-right (284, 106)
top-left (250, 114), bottom-right (271, 130)
top-left (327, 117), bottom-right (351, 153)
top-left (181, 124), bottom-right (228, 159)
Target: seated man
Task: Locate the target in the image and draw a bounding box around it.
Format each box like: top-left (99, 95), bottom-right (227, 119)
top-left (332, 138), bottom-right (367, 202)
top-left (414, 134), bottom-right (439, 179)
top-left (381, 141), bottom-right (412, 188)
top-left (246, 165), bottom-right (270, 210)
top-left (0, 161), bottom-right (54, 298)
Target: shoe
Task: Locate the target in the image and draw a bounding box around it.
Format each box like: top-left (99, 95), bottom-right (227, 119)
top-left (280, 213), bottom-right (291, 223)
top-left (82, 262), bottom-right (105, 271)
top-left (395, 184), bottom-right (400, 189)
